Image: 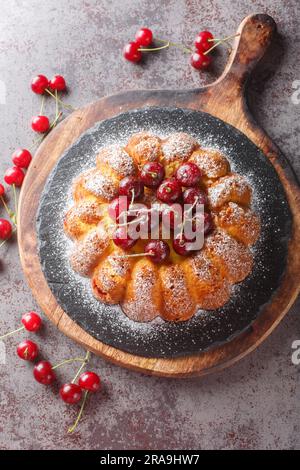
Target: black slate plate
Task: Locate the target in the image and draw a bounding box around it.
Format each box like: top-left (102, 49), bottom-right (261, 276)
top-left (37, 107), bottom-right (292, 358)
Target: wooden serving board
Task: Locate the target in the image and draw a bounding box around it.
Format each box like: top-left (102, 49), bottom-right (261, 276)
top-left (18, 14), bottom-right (300, 377)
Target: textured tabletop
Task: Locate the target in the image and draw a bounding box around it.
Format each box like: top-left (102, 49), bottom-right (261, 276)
top-left (0, 0), bottom-right (299, 450)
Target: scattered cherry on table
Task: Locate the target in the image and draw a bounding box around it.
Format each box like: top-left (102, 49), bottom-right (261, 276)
top-left (194, 31), bottom-right (214, 53)
top-left (12, 148), bottom-right (32, 169)
top-left (123, 42), bottom-right (142, 63)
top-left (135, 27), bottom-right (153, 46)
top-left (49, 75), bottom-right (66, 91)
top-left (31, 115), bottom-right (50, 133)
top-left (21, 311), bottom-right (42, 332)
top-left (78, 371), bottom-right (101, 392)
top-left (0, 219), bottom-right (12, 240)
top-left (60, 383), bottom-right (83, 404)
top-left (17, 340), bottom-right (39, 361)
top-left (31, 74), bottom-right (49, 94)
top-left (190, 51), bottom-right (212, 70)
top-left (4, 166), bottom-right (25, 187)
top-left (33, 361), bottom-right (56, 385)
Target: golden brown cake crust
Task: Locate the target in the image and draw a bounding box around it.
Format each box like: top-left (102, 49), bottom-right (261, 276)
top-left (64, 131), bottom-right (261, 323)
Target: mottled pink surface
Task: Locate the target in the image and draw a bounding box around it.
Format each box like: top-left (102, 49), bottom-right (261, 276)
top-left (0, 0), bottom-right (300, 450)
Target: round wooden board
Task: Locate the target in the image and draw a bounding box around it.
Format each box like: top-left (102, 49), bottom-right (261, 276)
top-left (18, 14), bottom-right (300, 377)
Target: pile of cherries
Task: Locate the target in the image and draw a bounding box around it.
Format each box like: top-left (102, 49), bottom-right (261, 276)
top-left (108, 160), bottom-right (213, 260)
top-left (0, 74), bottom-right (68, 247)
top-left (0, 311), bottom-right (101, 433)
top-left (123, 27), bottom-right (233, 70)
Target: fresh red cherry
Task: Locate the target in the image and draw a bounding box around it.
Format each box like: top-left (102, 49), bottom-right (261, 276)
top-left (31, 115), bottom-right (50, 133)
top-left (21, 311), bottom-right (42, 332)
top-left (4, 166), bottom-right (25, 187)
top-left (12, 148), bottom-right (32, 169)
top-left (161, 204), bottom-right (182, 230)
top-left (123, 42), bottom-right (142, 62)
top-left (78, 371), bottom-right (101, 392)
top-left (31, 74), bottom-right (49, 94)
top-left (145, 240), bottom-right (170, 264)
top-left (113, 226), bottom-right (137, 250)
top-left (175, 162), bottom-right (202, 187)
top-left (135, 28), bottom-right (153, 46)
top-left (0, 184), bottom-right (5, 197)
top-left (191, 51), bottom-right (212, 70)
top-left (157, 178), bottom-right (182, 203)
top-left (183, 187), bottom-right (207, 206)
top-left (49, 75), bottom-right (66, 91)
top-left (0, 219), bottom-right (12, 240)
top-left (33, 361), bottom-right (55, 385)
top-left (119, 176), bottom-right (144, 200)
top-left (194, 31), bottom-right (214, 53)
top-left (140, 162), bottom-right (165, 188)
top-left (108, 197), bottom-right (130, 222)
top-left (17, 340), bottom-right (39, 361)
top-left (60, 383), bottom-right (83, 404)
top-left (173, 234), bottom-right (194, 256)
top-left (134, 207), bottom-right (160, 234)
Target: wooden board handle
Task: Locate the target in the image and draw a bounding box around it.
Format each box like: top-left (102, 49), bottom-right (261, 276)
top-left (217, 13), bottom-right (276, 89)
top-left (200, 14), bottom-right (276, 124)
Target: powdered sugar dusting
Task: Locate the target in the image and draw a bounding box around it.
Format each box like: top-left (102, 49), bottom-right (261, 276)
top-left (97, 144), bottom-right (135, 176)
top-left (36, 107), bottom-right (291, 357)
top-left (161, 132), bottom-right (198, 163)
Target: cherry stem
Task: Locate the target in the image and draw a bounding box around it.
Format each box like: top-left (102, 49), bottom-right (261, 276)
top-left (40, 95), bottom-right (45, 115)
top-left (0, 239), bottom-right (7, 249)
top-left (113, 252), bottom-right (154, 259)
top-left (68, 390), bottom-right (89, 434)
top-left (156, 38), bottom-right (192, 54)
top-left (45, 89), bottom-right (76, 111)
top-left (139, 41), bottom-right (170, 52)
top-left (204, 33), bottom-right (240, 55)
top-left (55, 89), bottom-right (59, 120)
top-left (52, 357), bottom-right (88, 370)
top-left (0, 325), bottom-right (24, 340)
top-left (12, 184), bottom-right (18, 226)
top-left (71, 350), bottom-right (90, 383)
top-left (0, 196), bottom-right (16, 226)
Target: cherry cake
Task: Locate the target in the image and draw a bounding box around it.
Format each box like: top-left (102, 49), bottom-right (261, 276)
top-left (63, 131), bottom-right (260, 322)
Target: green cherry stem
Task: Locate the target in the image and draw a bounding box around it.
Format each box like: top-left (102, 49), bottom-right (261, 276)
top-left (12, 184), bottom-right (18, 226)
top-left (0, 196), bottom-right (16, 225)
top-left (204, 33), bottom-right (240, 55)
top-left (68, 390), bottom-right (89, 434)
top-left (71, 350), bottom-right (91, 383)
top-left (45, 89), bottom-right (76, 111)
top-left (0, 325), bottom-right (24, 340)
top-left (40, 95), bottom-right (45, 115)
top-left (52, 357), bottom-right (87, 370)
top-left (139, 41), bottom-right (170, 52)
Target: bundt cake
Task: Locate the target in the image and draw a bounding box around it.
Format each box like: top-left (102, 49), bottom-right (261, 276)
top-left (64, 131), bottom-right (260, 323)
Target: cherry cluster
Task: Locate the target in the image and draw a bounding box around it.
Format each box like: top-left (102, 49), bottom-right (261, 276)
top-left (0, 311), bottom-right (101, 433)
top-left (123, 27), bottom-right (237, 70)
top-left (0, 74), bottom-right (69, 250)
top-left (108, 160), bottom-right (213, 259)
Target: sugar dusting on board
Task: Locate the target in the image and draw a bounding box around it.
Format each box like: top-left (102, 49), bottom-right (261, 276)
top-left (36, 107), bottom-right (291, 357)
